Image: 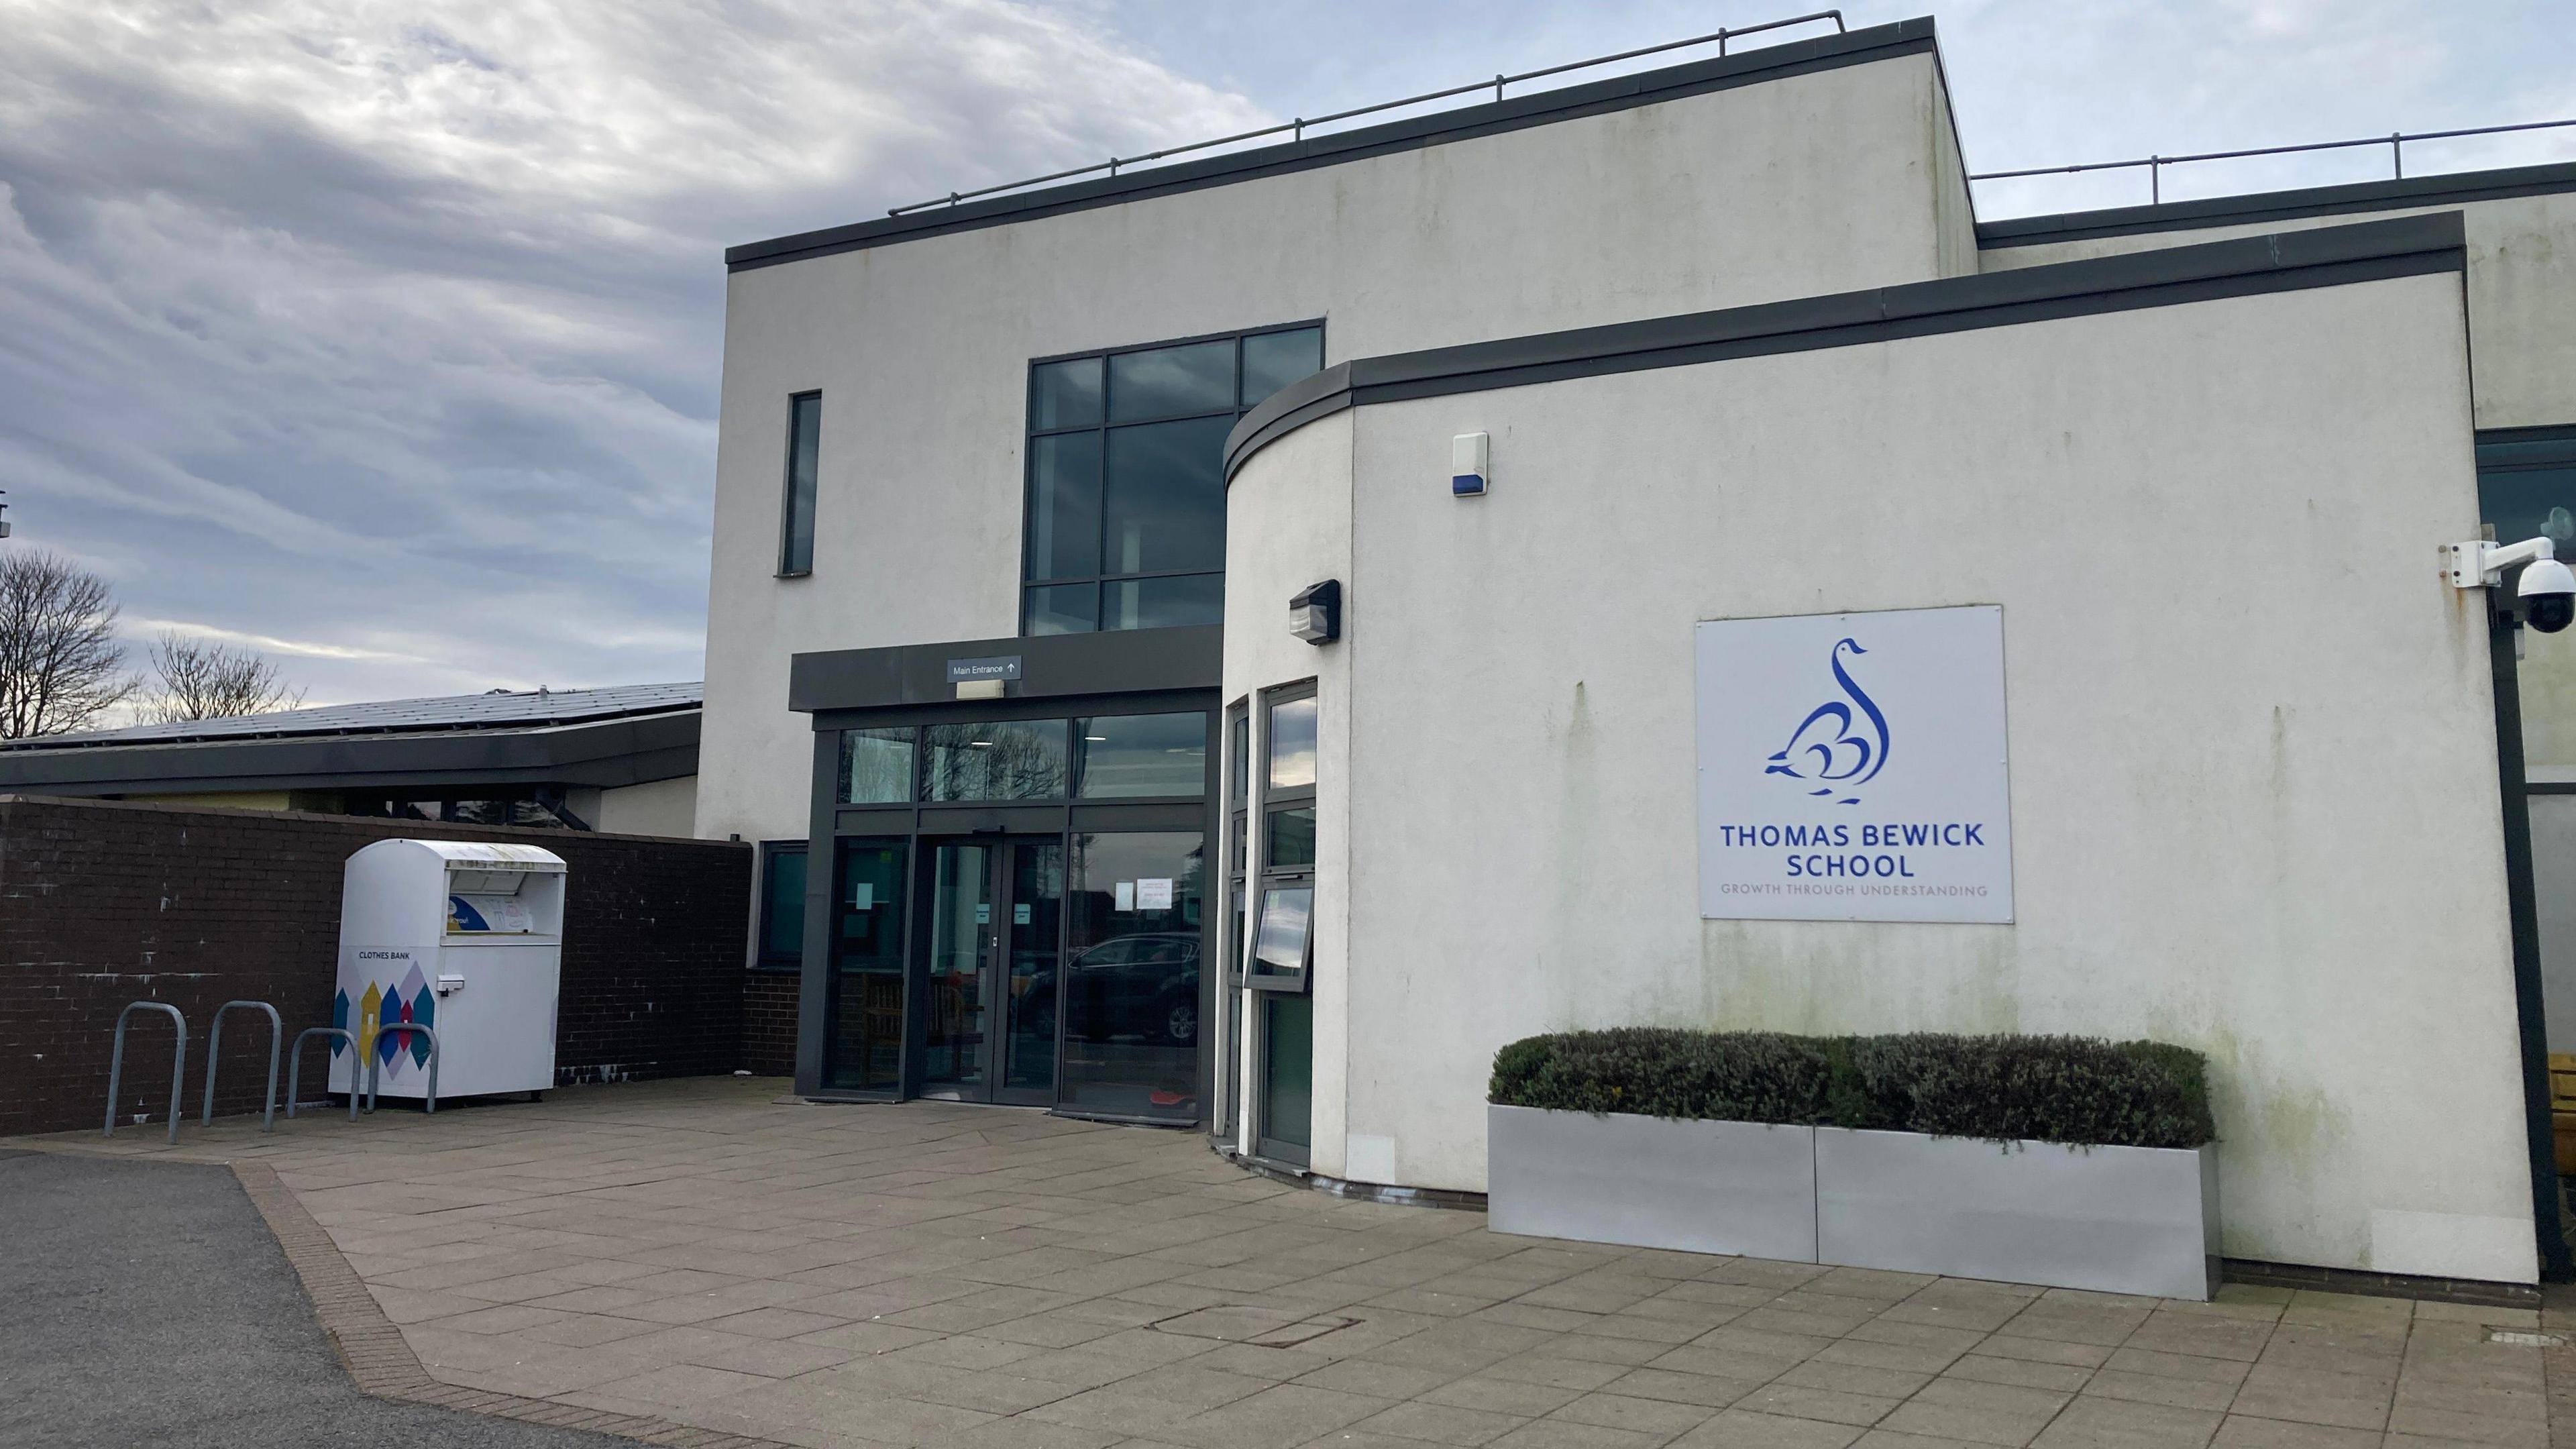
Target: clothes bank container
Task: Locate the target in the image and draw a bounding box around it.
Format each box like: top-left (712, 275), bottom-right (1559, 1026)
top-left (330, 840), bottom-right (566, 1102)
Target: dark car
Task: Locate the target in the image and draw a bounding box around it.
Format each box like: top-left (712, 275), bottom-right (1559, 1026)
top-left (1022, 932), bottom-right (1201, 1045)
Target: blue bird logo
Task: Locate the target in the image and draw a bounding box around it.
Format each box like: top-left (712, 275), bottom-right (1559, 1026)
top-left (1765, 638), bottom-right (1889, 805)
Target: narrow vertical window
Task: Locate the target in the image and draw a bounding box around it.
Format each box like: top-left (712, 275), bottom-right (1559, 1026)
top-left (1220, 700), bottom-right (1250, 1139)
top-left (757, 842), bottom-right (809, 967)
top-left (780, 392), bottom-right (821, 576)
top-left (1251, 682), bottom-right (1317, 1166)
top-left (1251, 684), bottom-right (1318, 990)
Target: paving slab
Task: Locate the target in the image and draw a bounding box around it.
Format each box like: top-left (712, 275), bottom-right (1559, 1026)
top-left (11, 1077), bottom-right (2573, 1449)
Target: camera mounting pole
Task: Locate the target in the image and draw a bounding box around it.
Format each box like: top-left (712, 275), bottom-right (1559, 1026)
top-left (2449, 536), bottom-right (2561, 590)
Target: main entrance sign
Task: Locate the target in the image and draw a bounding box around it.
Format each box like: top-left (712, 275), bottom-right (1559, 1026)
top-left (1695, 605), bottom-right (2013, 923)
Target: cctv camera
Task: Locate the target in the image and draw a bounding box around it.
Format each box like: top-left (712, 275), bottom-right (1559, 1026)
top-left (2450, 534), bottom-right (2576, 632)
top-left (2521, 553), bottom-right (2576, 633)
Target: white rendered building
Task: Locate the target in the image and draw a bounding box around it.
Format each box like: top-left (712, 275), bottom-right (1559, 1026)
top-left (699, 16), bottom-right (2576, 1289)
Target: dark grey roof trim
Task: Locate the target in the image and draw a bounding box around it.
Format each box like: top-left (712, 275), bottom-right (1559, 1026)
top-left (0, 710), bottom-right (698, 797)
top-left (791, 626), bottom-right (1220, 713)
top-left (1976, 160), bottom-right (2576, 250)
top-left (1224, 212), bottom-right (2467, 480)
top-left (727, 20), bottom-right (1938, 272)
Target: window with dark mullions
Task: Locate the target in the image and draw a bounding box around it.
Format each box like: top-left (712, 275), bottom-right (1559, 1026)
top-left (780, 392), bottom-right (821, 576)
top-left (1220, 700), bottom-right (1249, 1139)
top-left (755, 841), bottom-right (808, 969)
top-left (1250, 686), bottom-right (1317, 991)
top-left (2479, 427), bottom-right (2576, 564)
top-left (1022, 325), bottom-right (1322, 636)
top-left (1250, 683), bottom-right (1316, 1165)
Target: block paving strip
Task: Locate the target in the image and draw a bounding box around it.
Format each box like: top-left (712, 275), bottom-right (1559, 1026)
top-left (233, 1157), bottom-right (792, 1448)
top-left (24, 1078), bottom-right (2575, 1449)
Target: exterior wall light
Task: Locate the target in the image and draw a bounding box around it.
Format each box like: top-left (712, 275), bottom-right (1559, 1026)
top-left (1289, 580), bottom-right (1341, 645)
top-left (1452, 433), bottom-right (1489, 496)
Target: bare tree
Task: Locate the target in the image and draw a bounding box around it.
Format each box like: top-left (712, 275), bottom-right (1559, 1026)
top-left (0, 550), bottom-right (136, 738)
top-left (144, 631), bottom-right (305, 724)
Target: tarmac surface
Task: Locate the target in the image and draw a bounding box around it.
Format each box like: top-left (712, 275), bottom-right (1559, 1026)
top-left (0, 1147), bottom-right (631, 1448)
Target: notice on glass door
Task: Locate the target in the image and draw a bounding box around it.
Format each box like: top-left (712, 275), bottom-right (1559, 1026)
top-left (1114, 881), bottom-right (1135, 912)
top-left (1136, 877), bottom-right (1175, 911)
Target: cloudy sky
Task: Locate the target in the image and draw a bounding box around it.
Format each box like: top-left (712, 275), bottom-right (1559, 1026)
top-left (3, 0), bottom-right (2571, 710)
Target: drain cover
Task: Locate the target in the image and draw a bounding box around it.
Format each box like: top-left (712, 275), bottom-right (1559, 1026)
top-left (1150, 1305), bottom-right (1359, 1348)
top-left (2486, 1329), bottom-right (2565, 1347)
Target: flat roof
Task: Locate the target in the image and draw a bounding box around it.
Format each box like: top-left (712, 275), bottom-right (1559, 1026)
top-left (9, 681), bottom-right (700, 752)
top-left (726, 18), bottom-right (1940, 272)
top-left (0, 683), bottom-right (702, 798)
top-left (1977, 158), bottom-right (2576, 250)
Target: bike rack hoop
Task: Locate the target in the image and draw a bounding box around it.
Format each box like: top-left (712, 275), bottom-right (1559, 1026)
top-left (286, 1026), bottom-right (362, 1123)
top-left (362, 1022), bottom-right (441, 1116)
top-left (105, 1002), bottom-right (189, 1145)
top-left (202, 1000), bottom-right (284, 1132)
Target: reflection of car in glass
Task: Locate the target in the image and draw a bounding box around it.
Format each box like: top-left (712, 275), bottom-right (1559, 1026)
top-left (1025, 932), bottom-right (1200, 1045)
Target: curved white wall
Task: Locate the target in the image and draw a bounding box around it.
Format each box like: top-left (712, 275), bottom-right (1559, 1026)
top-left (1221, 412), bottom-right (1354, 1172)
top-left (1232, 265), bottom-right (2536, 1283)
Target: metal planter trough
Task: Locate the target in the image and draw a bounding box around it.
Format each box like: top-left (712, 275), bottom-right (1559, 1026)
top-left (1815, 1126), bottom-right (2219, 1300)
top-left (1485, 1104), bottom-right (1818, 1261)
top-left (1486, 1108), bottom-right (2218, 1300)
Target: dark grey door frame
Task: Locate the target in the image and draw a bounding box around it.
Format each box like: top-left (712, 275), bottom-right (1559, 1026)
top-left (910, 833), bottom-right (1061, 1107)
top-left (794, 687), bottom-right (1222, 1124)
top-left (1248, 680), bottom-right (1319, 1169)
top-left (914, 835), bottom-right (998, 1101)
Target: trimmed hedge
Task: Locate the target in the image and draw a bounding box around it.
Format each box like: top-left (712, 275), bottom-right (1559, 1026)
top-left (1489, 1028), bottom-right (2214, 1150)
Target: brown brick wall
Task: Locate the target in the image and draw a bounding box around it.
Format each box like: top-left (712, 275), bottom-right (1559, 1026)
top-left (741, 971), bottom-right (801, 1078)
top-left (0, 795), bottom-right (752, 1136)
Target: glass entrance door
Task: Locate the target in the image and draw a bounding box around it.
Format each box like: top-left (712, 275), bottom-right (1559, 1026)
top-left (826, 841), bottom-right (907, 1092)
top-left (998, 841), bottom-right (1063, 1104)
top-left (920, 839), bottom-right (1063, 1104)
top-left (921, 844), bottom-right (992, 1096)
top-left (1062, 830), bottom-right (1205, 1119)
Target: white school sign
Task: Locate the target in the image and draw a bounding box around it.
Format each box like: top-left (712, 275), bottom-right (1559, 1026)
top-left (1695, 605), bottom-right (2014, 923)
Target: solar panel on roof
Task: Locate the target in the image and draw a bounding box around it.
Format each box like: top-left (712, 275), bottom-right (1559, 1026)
top-left (5, 682), bottom-right (702, 751)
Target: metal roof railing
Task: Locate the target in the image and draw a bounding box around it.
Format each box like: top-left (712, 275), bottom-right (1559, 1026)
top-left (1971, 117), bottom-right (2576, 207)
top-left (887, 9), bottom-right (1847, 218)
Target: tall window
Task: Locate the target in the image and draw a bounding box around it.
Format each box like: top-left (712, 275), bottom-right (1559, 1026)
top-left (780, 392), bottom-right (821, 576)
top-left (1251, 685), bottom-right (1318, 990)
top-left (2479, 427), bottom-right (2576, 562)
top-left (1220, 700), bottom-right (1250, 1138)
top-left (755, 842), bottom-right (808, 969)
top-left (1022, 325), bottom-right (1323, 635)
top-left (1251, 683), bottom-right (1317, 1165)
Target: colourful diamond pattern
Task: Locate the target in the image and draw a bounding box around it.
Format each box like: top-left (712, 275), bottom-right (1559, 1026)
top-left (370, 963), bottom-right (435, 1077)
top-left (357, 981), bottom-right (382, 1068)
